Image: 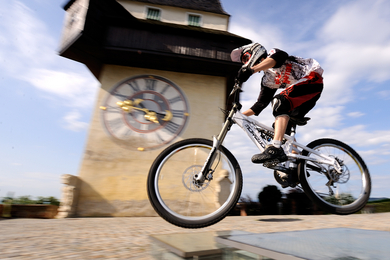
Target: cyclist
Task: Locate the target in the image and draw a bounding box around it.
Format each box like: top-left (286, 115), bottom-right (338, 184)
top-left (231, 43), bottom-right (324, 164)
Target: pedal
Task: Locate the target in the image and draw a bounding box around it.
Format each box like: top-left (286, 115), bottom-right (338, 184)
top-left (263, 159), bottom-right (279, 168)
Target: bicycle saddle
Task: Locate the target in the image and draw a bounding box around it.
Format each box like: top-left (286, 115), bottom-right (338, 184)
top-left (290, 117), bottom-right (311, 126)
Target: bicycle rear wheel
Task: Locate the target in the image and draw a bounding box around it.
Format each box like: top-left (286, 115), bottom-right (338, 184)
top-left (147, 138), bottom-right (242, 228)
top-left (298, 138), bottom-right (371, 214)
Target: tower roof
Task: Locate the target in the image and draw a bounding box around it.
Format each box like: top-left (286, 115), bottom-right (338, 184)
top-left (129, 0), bottom-right (229, 15)
top-left (61, 0), bottom-right (250, 80)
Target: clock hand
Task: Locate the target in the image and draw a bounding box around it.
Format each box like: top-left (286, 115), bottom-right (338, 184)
top-left (117, 99), bottom-right (148, 114)
top-left (116, 100), bottom-right (172, 123)
top-left (160, 110), bottom-right (173, 122)
top-left (144, 110), bottom-right (173, 123)
top-left (144, 111), bottom-right (159, 124)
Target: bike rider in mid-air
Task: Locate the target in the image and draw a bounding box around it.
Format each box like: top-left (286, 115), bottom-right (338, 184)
top-left (231, 43), bottom-right (324, 164)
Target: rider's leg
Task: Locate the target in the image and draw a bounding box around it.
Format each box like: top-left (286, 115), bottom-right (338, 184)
top-left (251, 114), bottom-right (289, 164)
top-left (252, 73), bottom-right (324, 164)
top-left (251, 99), bottom-right (290, 163)
top-left (272, 115), bottom-right (289, 146)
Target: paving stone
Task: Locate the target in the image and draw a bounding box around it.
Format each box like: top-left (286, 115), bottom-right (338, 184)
top-left (0, 213), bottom-right (389, 259)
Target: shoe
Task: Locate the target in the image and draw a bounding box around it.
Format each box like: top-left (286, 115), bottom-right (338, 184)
top-left (252, 145), bottom-right (288, 164)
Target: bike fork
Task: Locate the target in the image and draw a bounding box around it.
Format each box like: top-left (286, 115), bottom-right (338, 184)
top-left (195, 136), bottom-right (221, 183)
top-left (195, 104), bottom-right (238, 183)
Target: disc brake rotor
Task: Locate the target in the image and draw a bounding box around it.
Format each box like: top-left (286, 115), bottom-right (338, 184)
top-left (182, 165), bottom-right (210, 192)
top-left (328, 158), bottom-right (350, 184)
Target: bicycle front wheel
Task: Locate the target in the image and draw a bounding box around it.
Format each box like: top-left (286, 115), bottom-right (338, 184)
top-left (147, 138), bottom-right (242, 228)
top-left (298, 138), bottom-right (371, 214)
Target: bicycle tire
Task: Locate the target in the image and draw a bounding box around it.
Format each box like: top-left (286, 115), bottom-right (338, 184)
top-left (147, 138), bottom-right (242, 228)
top-left (298, 138), bottom-right (371, 214)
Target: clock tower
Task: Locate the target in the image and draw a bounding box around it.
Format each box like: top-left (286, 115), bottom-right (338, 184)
top-left (59, 0), bottom-right (250, 216)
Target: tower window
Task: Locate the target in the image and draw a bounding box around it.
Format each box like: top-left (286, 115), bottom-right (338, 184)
top-left (146, 8), bottom-right (161, 21)
top-left (188, 14), bottom-right (201, 27)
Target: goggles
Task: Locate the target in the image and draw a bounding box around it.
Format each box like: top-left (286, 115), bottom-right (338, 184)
top-left (241, 51), bottom-right (252, 64)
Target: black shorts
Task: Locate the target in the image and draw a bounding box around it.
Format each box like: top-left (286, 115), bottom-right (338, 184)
top-left (274, 71), bottom-right (323, 119)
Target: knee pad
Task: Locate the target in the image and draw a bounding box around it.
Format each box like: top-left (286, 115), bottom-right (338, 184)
top-left (272, 94), bottom-right (291, 117)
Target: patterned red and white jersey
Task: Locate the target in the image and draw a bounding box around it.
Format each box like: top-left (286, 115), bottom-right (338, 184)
top-left (262, 48), bottom-right (323, 89)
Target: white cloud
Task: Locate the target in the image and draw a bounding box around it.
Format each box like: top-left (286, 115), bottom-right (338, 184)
top-left (0, 0), bottom-right (99, 131)
top-left (62, 110), bottom-right (89, 132)
top-left (24, 68), bottom-right (99, 108)
top-left (348, 112), bottom-right (365, 118)
top-left (299, 113), bottom-right (390, 148)
top-left (0, 1), bottom-right (56, 75)
top-left (359, 148), bottom-right (390, 166)
top-left (315, 0), bottom-right (390, 105)
top-left (229, 22), bottom-right (286, 51)
top-left (320, 0), bottom-right (390, 44)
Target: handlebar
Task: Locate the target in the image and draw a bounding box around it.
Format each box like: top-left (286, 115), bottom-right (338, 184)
top-left (229, 81), bottom-right (242, 96)
top-left (227, 80), bottom-right (242, 109)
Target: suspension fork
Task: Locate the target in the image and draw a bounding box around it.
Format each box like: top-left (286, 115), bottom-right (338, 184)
top-left (194, 103), bottom-right (239, 182)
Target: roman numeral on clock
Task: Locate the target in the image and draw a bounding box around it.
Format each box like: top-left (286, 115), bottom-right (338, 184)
top-left (154, 132), bottom-right (165, 144)
top-left (168, 96), bottom-right (182, 104)
top-left (128, 81), bottom-right (140, 93)
top-left (108, 118), bottom-right (123, 132)
top-left (144, 79), bottom-right (156, 91)
top-left (112, 92), bottom-right (128, 99)
top-left (160, 84), bottom-right (170, 95)
top-left (171, 109), bottom-right (185, 118)
top-left (165, 121), bottom-right (180, 134)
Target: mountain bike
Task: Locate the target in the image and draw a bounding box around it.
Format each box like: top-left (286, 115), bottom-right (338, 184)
top-left (147, 82), bottom-right (371, 228)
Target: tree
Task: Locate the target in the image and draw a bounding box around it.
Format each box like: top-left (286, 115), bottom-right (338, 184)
top-left (12, 196), bottom-right (36, 205)
top-left (1, 195), bottom-right (60, 206)
top-left (286, 188), bottom-right (313, 215)
top-left (36, 196), bottom-right (60, 206)
top-left (325, 193), bottom-right (355, 206)
top-left (258, 185), bottom-right (282, 215)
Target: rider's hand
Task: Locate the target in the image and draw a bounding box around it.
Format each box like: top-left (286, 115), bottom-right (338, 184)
top-left (236, 67), bottom-right (253, 83)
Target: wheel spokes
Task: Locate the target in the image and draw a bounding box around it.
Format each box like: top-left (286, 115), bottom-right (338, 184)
top-left (305, 145), bottom-right (365, 207)
top-left (156, 145), bottom-right (237, 219)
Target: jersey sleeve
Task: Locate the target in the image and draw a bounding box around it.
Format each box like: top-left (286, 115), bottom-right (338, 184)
top-left (250, 81), bottom-right (277, 116)
top-left (268, 48), bottom-right (289, 68)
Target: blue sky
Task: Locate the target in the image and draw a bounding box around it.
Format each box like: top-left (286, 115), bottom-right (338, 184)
top-left (1, 0), bottom-right (389, 201)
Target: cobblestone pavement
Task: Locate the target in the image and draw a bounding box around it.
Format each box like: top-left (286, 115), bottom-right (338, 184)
top-left (1, 213), bottom-right (389, 259)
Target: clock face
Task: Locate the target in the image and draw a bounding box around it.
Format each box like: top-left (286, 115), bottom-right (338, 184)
top-left (101, 75), bottom-right (190, 151)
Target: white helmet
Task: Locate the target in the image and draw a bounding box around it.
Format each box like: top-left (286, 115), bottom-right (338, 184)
top-left (231, 43), bottom-right (267, 68)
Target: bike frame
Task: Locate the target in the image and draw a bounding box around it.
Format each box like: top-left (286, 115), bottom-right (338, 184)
top-left (196, 83), bottom-right (341, 182)
top-left (233, 110), bottom-right (339, 170)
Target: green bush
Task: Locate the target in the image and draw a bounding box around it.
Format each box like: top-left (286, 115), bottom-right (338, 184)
top-left (368, 201), bottom-right (390, 213)
top-left (1, 196), bottom-right (60, 206)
